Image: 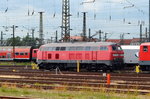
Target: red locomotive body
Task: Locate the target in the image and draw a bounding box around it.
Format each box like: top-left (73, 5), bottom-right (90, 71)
top-left (139, 42), bottom-right (150, 70)
top-left (37, 42), bottom-right (124, 71)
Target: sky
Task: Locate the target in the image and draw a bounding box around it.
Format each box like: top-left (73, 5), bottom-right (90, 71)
top-left (0, 0), bottom-right (149, 40)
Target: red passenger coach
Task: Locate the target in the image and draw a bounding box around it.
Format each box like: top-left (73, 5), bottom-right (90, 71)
top-left (139, 42), bottom-right (150, 70)
top-left (37, 42), bottom-right (124, 71)
top-left (14, 47), bottom-right (32, 61)
top-left (0, 46), bottom-right (35, 61)
top-left (0, 46), bottom-right (12, 61)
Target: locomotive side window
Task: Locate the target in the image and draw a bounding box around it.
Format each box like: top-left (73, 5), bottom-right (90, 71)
top-left (76, 47), bottom-right (84, 51)
top-left (39, 47), bottom-right (44, 51)
top-left (100, 46), bottom-right (108, 51)
top-left (60, 47), bottom-right (66, 51)
top-left (44, 47), bottom-right (49, 51)
top-left (69, 47), bottom-right (76, 51)
top-left (85, 46), bottom-right (91, 51)
top-left (143, 46), bottom-right (148, 52)
top-left (91, 47), bottom-right (98, 51)
top-left (56, 47), bottom-right (60, 51)
top-left (52, 47), bottom-right (56, 51)
top-left (25, 53), bottom-right (28, 55)
top-left (48, 47), bottom-right (53, 51)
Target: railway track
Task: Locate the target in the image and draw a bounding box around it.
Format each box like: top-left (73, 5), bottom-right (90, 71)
top-left (0, 65), bottom-right (149, 95)
top-left (0, 96), bottom-right (30, 99)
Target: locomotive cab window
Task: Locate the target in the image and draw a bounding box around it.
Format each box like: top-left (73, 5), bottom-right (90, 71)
top-left (112, 45), bottom-right (122, 51)
top-left (143, 46), bottom-right (148, 52)
top-left (112, 46), bottom-right (117, 51)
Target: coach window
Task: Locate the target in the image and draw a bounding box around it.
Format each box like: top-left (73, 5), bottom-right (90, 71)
top-left (8, 49), bottom-right (11, 51)
top-left (20, 53), bottom-right (24, 55)
top-left (15, 52), bottom-right (19, 55)
top-left (25, 53), bottom-right (28, 55)
top-left (60, 47), bottom-right (66, 51)
top-left (143, 46), bottom-right (148, 52)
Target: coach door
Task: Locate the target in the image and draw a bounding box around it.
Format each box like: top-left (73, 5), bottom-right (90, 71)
top-left (7, 53), bottom-right (11, 60)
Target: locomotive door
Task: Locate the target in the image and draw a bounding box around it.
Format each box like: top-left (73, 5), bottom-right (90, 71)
top-left (92, 51), bottom-right (97, 60)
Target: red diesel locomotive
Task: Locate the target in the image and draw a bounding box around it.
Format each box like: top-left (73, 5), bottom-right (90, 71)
top-left (0, 46), bottom-right (38, 62)
top-left (139, 42), bottom-right (150, 70)
top-left (37, 42), bottom-right (124, 71)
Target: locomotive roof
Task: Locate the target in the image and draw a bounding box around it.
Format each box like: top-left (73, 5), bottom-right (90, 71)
top-left (42, 42), bottom-right (116, 47)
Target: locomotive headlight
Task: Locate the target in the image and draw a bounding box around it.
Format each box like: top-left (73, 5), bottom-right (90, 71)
top-left (113, 54), bottom-right (118, 56)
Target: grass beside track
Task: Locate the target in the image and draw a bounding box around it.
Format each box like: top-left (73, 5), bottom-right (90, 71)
top-left (0, 62), bottom-right (31, 66)
top-left (0, 86), bottom-right (149, 99)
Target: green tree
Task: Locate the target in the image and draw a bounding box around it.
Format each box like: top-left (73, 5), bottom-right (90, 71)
top-left (22, 36), bottom-right (37, 47)
top-left (6, 36), bottom-right (22, 46)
